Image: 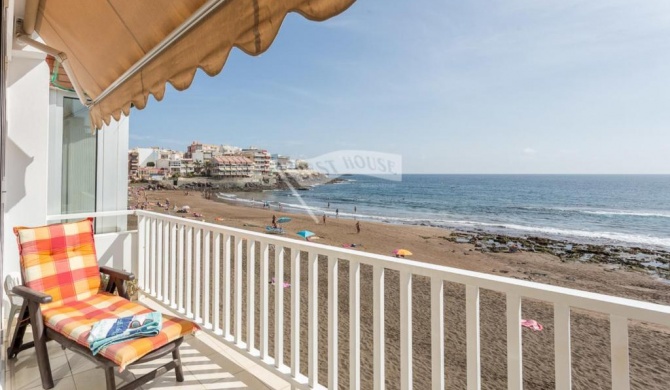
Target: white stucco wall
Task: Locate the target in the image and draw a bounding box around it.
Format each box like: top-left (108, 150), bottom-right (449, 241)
top-left (94, 231), bottom-right (137, 275)
top-left (3, 51), bottom-right (132, 318)
top-left (4, 50), bottom-right (50, 277)
top-left (137, 148), bottom-right (158, 167)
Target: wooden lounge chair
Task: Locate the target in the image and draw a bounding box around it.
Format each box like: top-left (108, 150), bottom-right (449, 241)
top-left (8, 218), bottom-right (198, 390)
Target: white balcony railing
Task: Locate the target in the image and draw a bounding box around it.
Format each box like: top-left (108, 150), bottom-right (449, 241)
top-left (106, 210), bottom-right (670, 389)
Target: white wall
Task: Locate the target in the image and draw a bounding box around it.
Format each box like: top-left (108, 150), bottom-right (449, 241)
top-left (4, 50), bottom-right (49, 278)
top-left (137, 147), bottom-right (157, 167)
top-left (156, 159), bottom-right (170, 169)
top-left (3, 50), bottom-right (131, 315)
top-left (192, 151), bottom-right (204, 163)
top-left (94, 231), bottom-right (137, 275)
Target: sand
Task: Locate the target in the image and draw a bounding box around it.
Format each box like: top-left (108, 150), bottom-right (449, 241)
top-left (131, 186), bottom-right (670, 389)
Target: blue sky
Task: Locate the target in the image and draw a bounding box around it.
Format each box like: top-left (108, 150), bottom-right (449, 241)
top-left (131, 0), bottom-right (670, 174)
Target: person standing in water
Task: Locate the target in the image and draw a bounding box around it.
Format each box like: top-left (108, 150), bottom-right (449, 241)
top-left (336, 208), bottom-right (339, 218)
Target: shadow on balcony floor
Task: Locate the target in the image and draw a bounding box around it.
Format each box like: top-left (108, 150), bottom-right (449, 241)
top-left (3, 308), bottom-right (288, 389)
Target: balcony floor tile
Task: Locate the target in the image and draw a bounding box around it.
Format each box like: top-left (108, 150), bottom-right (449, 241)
top-left (5, 330), bottom-right (278, 390)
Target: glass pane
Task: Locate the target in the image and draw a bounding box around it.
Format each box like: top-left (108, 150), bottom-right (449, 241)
top-left (62, 97), bottom-right (96, 213)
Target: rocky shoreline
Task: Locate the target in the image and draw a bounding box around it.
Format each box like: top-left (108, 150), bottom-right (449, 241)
top-left (142, 171), bottom-right (345, 192)
top-left (443, 231), bottom-right (670, 280)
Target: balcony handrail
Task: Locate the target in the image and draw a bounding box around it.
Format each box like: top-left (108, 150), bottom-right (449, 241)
top-left (135, 209), bottom-right (670, 326)
top-left (134, 209), bottom-right (670, 389)
top-left (45, 209), bottom-right (670, 388)
top-left (46, 209), bottom-right (134, 222)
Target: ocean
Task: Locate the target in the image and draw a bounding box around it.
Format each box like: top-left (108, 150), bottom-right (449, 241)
top-left (218, 174), bottom-right (670, 249)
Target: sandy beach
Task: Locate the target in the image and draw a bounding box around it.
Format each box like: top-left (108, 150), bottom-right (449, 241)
top-left (131, 186), bottom-right (670, 389)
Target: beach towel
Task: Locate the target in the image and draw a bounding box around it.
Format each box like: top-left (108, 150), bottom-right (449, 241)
top-left (521, 319), bottom-right (543, 331)
top-left (88, 312), bottom-right (162, 355)
top-left (271, 277), bottom-right (291, 288)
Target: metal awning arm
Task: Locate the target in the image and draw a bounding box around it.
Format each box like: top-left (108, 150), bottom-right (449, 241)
top-left (15, 19), bottom-right (92, 107)
top-left (91, 0), bottom-right (228, 107)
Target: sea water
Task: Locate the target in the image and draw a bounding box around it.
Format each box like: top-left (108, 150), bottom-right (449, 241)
top-left (220, 175), bottom-right (670, 249)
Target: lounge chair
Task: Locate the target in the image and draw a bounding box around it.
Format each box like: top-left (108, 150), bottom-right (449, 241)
top-left (8, 218), bottom-right (198, 390)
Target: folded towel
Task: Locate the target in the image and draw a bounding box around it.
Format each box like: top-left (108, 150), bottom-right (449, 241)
top-left (271, 277), bottom-right (291, 288)
top-left (521, 319), bottom-right (543, 331)
top-left (88, 312), bottom-right (162, 355)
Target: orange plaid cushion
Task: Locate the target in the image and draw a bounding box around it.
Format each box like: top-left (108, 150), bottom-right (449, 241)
top-left (42, 293), bottom-right (197, 371)
top-left (14, 218), bottom-right (100, 309)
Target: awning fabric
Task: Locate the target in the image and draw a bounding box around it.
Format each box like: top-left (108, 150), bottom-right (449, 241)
top-left (33, 0), bottom-right (355, 129)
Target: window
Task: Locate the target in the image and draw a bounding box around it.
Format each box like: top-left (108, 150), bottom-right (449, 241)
top-left (62, 97), bottom-right (97, 213)
top-left (48, 92), bottom-right (97, 216)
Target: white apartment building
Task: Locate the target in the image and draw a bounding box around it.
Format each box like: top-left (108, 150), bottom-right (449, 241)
top-left (156, 158), bottom-right (182, 175)
top-left (220, 144), bottom-right (241, 155)
top-left (191, 150), bottom-right (214, 163)
top-left (186, 141), bottom-right (219, 158)
top-left (241, 147), bottom-right (271, 176)
top-left (210, 156), bottom-right (253, 177)
top-left (271, 154), bottom-right (293, 170)
top-left (135, 147), bottom-right (159, 167)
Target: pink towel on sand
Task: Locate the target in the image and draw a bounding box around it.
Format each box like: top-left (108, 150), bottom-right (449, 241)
top-left (521, 319), bottom-right (543, 331)
top-left (271, 277), bottom-right (291, 288)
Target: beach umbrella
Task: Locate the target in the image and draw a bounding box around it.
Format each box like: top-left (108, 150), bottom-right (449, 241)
top-left (277, 217), bottom-right (292, 224)
top-left (297, 230), bottom-right (315, 240)
top-left (393, 249), bottom-right (413, 256)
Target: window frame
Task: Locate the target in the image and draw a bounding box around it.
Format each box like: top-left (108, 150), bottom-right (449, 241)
top-left (48, 89), bottom-right (98, 216)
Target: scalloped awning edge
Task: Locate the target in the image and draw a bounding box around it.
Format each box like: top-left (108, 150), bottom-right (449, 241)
top-left (33, 0), bottom-right (355, 130)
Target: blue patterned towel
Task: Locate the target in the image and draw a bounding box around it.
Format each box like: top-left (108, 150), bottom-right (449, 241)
top-left (87, 312), bottom-right (162, 355)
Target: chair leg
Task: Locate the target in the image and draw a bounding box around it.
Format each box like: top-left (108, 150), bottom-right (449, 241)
top-left (27, 302), bottom-right (54, 389)
top-left (172, 347), bottom-right (184, 382)
top-left (105, 366), bottom-right (116, 390)
top-left (105, 367), bottom-right (116, 390)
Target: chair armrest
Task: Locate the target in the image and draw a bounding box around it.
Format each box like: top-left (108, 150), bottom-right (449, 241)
top-left (100, 266), bottom-right (135, 281)
top-left (12, 285), bottom-right (52, 304)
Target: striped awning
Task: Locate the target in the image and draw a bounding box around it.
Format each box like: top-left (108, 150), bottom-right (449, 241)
top-left (26, 0), bottom-right (355, 129)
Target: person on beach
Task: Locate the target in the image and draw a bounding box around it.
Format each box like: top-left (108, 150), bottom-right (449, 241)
top-left (336, 208), bottom-right (339, 218)
top-left (356, 221), bottom-right (360, 233)
top-left (323, 214), bottom-right (327, 225)
top-left (272, 215), bottom-right (277, 228)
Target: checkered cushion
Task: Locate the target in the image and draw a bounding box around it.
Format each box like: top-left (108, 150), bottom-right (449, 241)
top-left (14, 218), bottom-right (198, 371)
top-left (14, 218), bottom-right (100, 310)
top-left (42, 293), bottom-right (197, 371)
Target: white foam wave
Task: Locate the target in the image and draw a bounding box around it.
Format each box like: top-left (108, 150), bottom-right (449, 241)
top-left (217, 193), bottom-right (237, 199)
top-left (443, 220), bottom-right (670, 248)
top-left (580, 210), bottom-right (670, 218)
top-left (214, 194), bottom-right (670, 248)
top-left (515, 206), bottom-right (670, 218)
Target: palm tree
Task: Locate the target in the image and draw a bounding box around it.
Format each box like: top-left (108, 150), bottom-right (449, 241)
top-left (203, 160), bottom-right (213, 177)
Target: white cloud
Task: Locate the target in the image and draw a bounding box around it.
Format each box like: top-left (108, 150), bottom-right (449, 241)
top-left (129, 134), bottom-right (151, 140)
